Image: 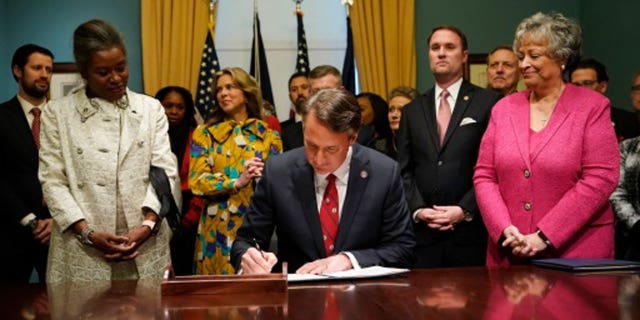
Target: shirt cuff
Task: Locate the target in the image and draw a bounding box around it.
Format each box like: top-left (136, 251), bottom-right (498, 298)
top-left (342, 252), bottom-right (361, 270)
top-left (412, 209), bottom-right (421, 223)
top-left (20, 213), bottom-right (37, 226)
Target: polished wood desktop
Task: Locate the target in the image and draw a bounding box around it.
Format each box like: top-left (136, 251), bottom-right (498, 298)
top-left (1, 266), bottom-right (638, 319)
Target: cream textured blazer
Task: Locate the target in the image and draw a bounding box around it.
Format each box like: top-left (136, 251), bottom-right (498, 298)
top-left (39, 88), bottom-right (179, 282)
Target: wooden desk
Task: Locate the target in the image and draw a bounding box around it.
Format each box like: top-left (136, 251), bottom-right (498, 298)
top-left (1, 266), bottom-right (638, 319)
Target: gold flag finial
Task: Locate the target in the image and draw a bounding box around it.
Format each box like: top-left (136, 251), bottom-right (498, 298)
top-left (341, 0), bottom-right (353, 17)
top-left (294, 0), bottom-right (303, 17)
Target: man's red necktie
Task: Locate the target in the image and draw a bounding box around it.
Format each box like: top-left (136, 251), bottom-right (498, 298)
top-left (31, 107), bottom-right (41, 149)
top-left (319, 174), bottom-right (339, 256)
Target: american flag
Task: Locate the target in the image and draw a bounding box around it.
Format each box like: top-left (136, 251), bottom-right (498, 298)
top-left (295, 11), bottom-right (310, 73)
top-left (194, 26), bottom-right (220, 120)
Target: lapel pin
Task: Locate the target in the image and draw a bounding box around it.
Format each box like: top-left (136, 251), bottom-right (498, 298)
top-left (463, 95), bottom-right (469, 101)
top-left (360, 170), bottom-right (368, 179)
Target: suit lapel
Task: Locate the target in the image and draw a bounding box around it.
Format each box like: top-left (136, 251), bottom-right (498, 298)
top-left (442, 81), bottom-right (473, 149)
top-left (7, 97), bottom-right (39, 166)
top-left (529, 86), bottom-right (573, 163)
top-left (334, 145), bottom-right (369, 252)
top-left (419, 89), bottom-right (440, 153)
top-left (293, 155), bottom-right (326, 257)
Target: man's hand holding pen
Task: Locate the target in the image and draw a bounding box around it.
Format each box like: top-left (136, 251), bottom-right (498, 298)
top-left (240, 244), bottom-right (278, 274)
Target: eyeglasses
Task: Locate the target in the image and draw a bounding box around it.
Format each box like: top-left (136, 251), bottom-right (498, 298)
top-left (632, 85), bottom-right (640, 92)
top-left (572, 80), bottom-right (597, 87)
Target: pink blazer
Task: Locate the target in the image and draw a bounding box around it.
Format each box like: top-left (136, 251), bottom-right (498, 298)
top-left (474, 84), bottom-right (619, 266)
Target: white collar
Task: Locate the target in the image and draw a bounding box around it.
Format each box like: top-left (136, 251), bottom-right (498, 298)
top-left (16, 93), bottom-right (46, 115)
top-left (314, 146), bottom-right (352, 188)
top-left (435, 77), bottom-right (463, 100)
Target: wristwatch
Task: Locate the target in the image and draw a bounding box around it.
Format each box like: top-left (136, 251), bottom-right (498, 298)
top-left (462, 210), bottom-right (474, 222)
top-left (75, 227), bottom-right (95, 246)
top-left (27, 218), bottom-right (39, 230)
top-left (537, 230), bottom-right (553, 247)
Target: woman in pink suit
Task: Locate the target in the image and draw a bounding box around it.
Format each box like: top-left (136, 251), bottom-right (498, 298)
top-left (473, 12), bottom-right (619, 266)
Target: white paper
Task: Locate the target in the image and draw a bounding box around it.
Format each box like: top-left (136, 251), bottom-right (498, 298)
top-left (287, 266), bottom-right (409, 283)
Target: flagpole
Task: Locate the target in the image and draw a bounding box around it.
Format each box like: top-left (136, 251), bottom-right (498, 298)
top-left (253, 0), bottom-right (260, 84)
top-left (209, 0), bottom-right (218, 35)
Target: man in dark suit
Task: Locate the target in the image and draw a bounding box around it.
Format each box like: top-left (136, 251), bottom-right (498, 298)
top-left (398, 26), bottom-right (501, 268)
top-left (570, 58), bottom-right (640, 141)
top-left (0, 44), bottom-right (55, 283)
top-left (231, 89), bottom-right (415, 274)
top-left (281, 71), bottom-right (311, 151)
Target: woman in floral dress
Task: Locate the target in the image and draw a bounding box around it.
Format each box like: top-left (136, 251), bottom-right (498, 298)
top-left (189, 67), bottom-right (282, 274)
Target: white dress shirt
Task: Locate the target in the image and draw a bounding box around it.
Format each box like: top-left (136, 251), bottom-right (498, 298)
top-left (312, 147), bottom-right (361, 269)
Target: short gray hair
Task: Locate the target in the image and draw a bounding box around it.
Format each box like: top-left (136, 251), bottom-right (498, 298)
top-left (513, 12), bottom-right (581, 66)
top-left (301, 89), bottom-right (361, 136)
top-left (73, 19), bottom-right (126, 75)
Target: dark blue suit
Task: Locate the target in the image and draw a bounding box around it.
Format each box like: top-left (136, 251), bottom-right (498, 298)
top-left (231, 143), bottom-right (415, 272)
top-left (398, 80), bottom-right (501, 267)
top-left (0, 96), bottom-right (50, 283)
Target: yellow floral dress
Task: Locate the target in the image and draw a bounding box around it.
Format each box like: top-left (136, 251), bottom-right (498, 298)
top-left (189, 118), bottom-right (282, 274)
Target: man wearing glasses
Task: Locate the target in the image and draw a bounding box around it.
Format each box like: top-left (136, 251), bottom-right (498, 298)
top-left (570, 58), bottom-right (639, 141)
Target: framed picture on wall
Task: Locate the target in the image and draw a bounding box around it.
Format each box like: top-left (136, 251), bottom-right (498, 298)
top-left (464, 54), bottom-right (488, 88)
top-left (50, 63), bottom-right (83, 99)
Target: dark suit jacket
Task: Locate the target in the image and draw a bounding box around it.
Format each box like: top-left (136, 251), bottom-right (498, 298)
top-left (398, 80), bottom-right (501, 267)
top-left (611, 106), bottom-right (640, 141)
top-left (231, 144), bottom-right (415, 272)
top-left (280, 120), bottom-right (376, 151)
top-left (281, 120), bottom-right (303, 152)
top-left (0, 96), bottom-right (50, 283)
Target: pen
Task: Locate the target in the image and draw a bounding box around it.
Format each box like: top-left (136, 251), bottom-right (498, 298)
top-left (253, 237), bottom-right (266, 259)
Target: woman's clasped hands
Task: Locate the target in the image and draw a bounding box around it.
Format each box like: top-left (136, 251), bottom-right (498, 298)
top-left (502, 225), bottom-right (548, 258)
top-left (234, 157), bottom-right (264, 189)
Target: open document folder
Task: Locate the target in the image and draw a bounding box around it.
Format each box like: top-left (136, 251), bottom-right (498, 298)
top-left (531, 258), bottom-right (640, 272)
top-left (287, 266), bottom-right (410, 282)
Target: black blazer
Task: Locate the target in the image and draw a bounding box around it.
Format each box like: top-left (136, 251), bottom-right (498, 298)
top-left (611, 106), bottom-right (640, 141)
top-left (280, 120), bottom-right (376, 151)
top-left (281, 120), bottom-right (303, 152)
top-left (231, 144), bottom-right (415, 272)
top-left (398, 81), bottom-right (501, 265)
top-left (0, 96), bottom-right (50, 281)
